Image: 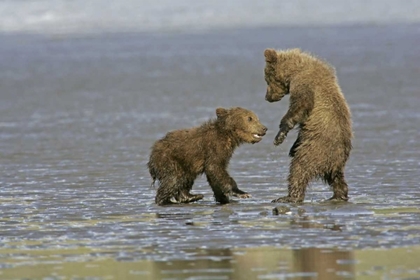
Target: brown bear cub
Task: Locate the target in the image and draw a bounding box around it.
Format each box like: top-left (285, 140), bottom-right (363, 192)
top-left (148, 107), bottom-right (267, 205)
top-left (263, 48), bottom-right (353, 203)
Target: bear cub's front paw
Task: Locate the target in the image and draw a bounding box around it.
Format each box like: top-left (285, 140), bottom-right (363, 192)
top-left (274, 130), bottom-right (287, 146)
top-left (231, 188), bottom-right (252, 199)
top-left (233, 192), bottom-right (252, 199)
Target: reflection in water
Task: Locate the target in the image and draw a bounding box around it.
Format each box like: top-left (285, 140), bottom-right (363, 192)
top-left (292, 248), bottom-right (354, 279)
top-left (0, 246), bottom-right (356, 279)
top-left (4, 245), bottom-right (420, 279)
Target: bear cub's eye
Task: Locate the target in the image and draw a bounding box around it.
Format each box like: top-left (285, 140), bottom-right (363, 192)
top-left (248, 116), bottom-right (253, 122)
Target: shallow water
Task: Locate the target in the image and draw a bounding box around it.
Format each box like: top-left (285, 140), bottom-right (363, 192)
top-left (1, 24), bottom-right (420, 279)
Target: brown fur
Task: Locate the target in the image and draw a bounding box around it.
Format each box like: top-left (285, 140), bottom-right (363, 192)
top-left (148, 107), bottom-right (267, 205)
top-left (263, 48), bottom-right (353, 203)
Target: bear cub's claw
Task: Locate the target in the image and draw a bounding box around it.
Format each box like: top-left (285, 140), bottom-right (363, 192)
top-left (185, 194), bottom-right (205, 203)
top-left (233, 192), bottom-right (252, 199)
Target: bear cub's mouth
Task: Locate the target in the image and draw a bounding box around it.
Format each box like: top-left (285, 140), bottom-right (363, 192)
top-left (252, 132), bottom-right (265, 140)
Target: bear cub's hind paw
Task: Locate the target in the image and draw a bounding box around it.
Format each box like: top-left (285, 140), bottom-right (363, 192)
top-left (327, 195), bottom-right (348, 202)
top-left (185, 194), bottom-right (205, 203)
top-left (271, 196), bottom-right (303, 204)
top-left (169, 193), bottom-right (204, 204)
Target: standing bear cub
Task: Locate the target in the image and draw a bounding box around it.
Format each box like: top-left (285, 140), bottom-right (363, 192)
top-left (148, 107), bottom-right (267, 205)
top-left (264, 48), bottom-right (353, 203)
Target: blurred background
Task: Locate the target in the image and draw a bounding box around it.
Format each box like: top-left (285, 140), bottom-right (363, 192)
top-left (1, 1), bottom-right (420, 279)
top-left (0, 0), bottom-right (419, 34)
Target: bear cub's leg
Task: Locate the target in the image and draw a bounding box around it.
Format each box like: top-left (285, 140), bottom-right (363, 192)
top-left (174, 178), bottom-right (204, 204)
top-left (206, 168), bottom-right (251, 204)
top-left (289, 134), bottom-right (302, 157)
top-left (272, 157), bottom-right (311, 203)
top-left (155, 175), bottom-right (204, 205)
top-left (326, 171), bottom-right (349, 201)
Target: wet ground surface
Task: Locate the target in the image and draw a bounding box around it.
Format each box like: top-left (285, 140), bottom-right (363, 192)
top-left (1, 24), bottom-right (420, 279)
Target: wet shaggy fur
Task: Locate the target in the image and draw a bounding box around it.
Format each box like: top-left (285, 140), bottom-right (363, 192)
top-left (264, 48), bottom-right (353, 203)
top-left (148, 107), bottom-right (267, 205)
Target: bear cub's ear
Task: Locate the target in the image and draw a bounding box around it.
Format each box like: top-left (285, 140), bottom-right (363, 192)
top-left (264, 49), bottom-right (278, 63)
top-left (216, 108), bottom-right (228, 118)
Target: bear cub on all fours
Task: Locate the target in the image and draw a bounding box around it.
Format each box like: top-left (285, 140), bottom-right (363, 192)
top-left (148, 107), bottom-right (267, 206)
top-left (263, 48), bottom-right (353, 203)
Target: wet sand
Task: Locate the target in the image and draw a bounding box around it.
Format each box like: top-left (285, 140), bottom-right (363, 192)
top-left (0, 24), bottom-right (420, 279)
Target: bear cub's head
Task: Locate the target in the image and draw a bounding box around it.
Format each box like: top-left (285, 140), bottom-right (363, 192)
top-left (263, 48), bottom-right (292, 103)
top-left (216, 107), bottom-right (267, 144)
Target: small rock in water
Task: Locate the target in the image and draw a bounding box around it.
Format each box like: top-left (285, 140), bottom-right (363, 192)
top-left (272, 205), bottom-right (291, 215)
